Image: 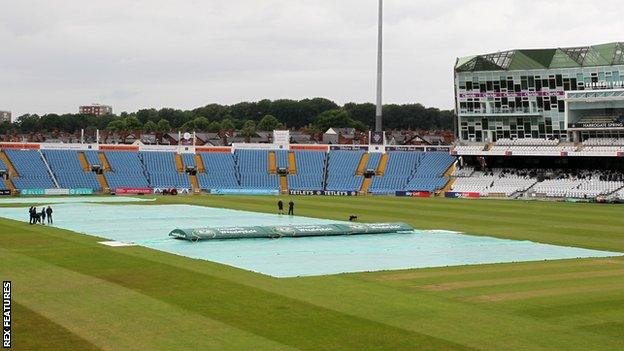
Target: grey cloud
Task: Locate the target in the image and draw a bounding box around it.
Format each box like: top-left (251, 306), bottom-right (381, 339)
top-left (1, 0), bottom-right (623, 117)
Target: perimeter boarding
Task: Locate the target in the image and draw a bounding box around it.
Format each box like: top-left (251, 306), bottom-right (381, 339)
top-left (170, 222), bottom-right (413, 242)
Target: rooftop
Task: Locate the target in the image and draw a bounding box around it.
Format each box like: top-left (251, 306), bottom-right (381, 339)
top-left (456, 42), bottom-right (624, 72)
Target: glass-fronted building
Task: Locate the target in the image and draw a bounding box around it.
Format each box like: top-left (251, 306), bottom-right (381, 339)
top-left (455, 42), bottom-right (624, 142)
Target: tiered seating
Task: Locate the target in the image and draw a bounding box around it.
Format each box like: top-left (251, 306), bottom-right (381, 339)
top-left (5, 150), bottom-right (55, 189)
top-left (453, 145), bottom-right (486, 154)
top-left (369, 152), bottom-right (419, 194)
top-left (532, 179), bottom-right (623, 198)
top-left (486, 177), bottom-right (537, 196)
top-left (403, 152), bottom-right (454, 192)
top-left (275, 150), bottom-right (289, 169)
top-left (365, 153), bottom-right (382, 170)
top-left (0, 159), bottom-right (7, 190)
top-left (287, 151), bottom-right (325, 190)
top-left (325, 151), bottom-right (364, 191)
top-left (452, 169), bottom-right (537, 196)
top-left (236, 150), bottom-right (279, 190)
top-left (452, 166), bottom-right (475, 177)
top-left (197, 153), bottom-right (240, 190)
top-left (583, 138), bottom-right (624, 146)
top-left (578, 138), bottom-right (624, 155)
top-left (413, 152), bottom-right (454, 178)
top-left (104, 151), bottom-right (149, 189)
top-left (451, 174), bottom-right (497, 194)
top-left (84, 150), bottom-right (101, 166)
top-left (142, 152), bottom-right (190, 189)
top-left (43, 150), bottom-right (100, 190)
top-left (181, 153), bottom-right (196, 168)
top-left (496, 138), bottom-right (559, 146)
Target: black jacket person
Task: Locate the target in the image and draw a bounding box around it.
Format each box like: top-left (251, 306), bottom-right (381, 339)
top-left (28, 206), bottom-right (34, 224)
top-left (277, 200), bottom-right (284, 214)
top-left (288, 200), bottom-right (294, 216)
top-left (46, 206), bottom-right (53, 224)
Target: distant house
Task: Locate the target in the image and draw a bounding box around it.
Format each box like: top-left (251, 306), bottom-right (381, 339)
top-left (290, 131), bottom-right (313, 144)
top-left (323, 128), bottom-right (356, 144)
top-left (140, 134), bottom-right (157, 145)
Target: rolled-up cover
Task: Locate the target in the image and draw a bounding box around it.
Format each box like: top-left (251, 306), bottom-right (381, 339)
top-left (169, 222), bottom-right (413, 241)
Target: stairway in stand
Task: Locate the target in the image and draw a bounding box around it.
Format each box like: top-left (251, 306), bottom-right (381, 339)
top-left (359, 177), bottom-right (372, 194)
top-left (288, 152), bottom-right (297, 174)
top-left (98, 152), bottom-right (112, 171)
top-left (376, 153), bottom-right (388, 176)
top-left (268, 151), bottom-right (277, 174)
top-left (174, 154), bottom-right (184, 172)
top-left (78, 152), bottom-right (91, 172)
top-left (356, 153), bottom-right (369, 176)
top-left (280, 175), bottom-right (288, 194)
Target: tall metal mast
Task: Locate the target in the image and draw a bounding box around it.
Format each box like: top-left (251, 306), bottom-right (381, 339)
top-left (375, 0), bottom-right (384, 132)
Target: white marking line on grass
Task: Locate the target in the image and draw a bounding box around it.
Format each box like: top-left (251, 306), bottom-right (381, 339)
top-left (99, 241), bottom-right (137, 247)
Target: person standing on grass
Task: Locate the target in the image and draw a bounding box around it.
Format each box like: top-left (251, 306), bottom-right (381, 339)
top-left (28, 206), bottom-right (35, 224)
top-left (40, 208), bottom-right (46, 225)
top-left (46, 206), bottom-right (53, 224)
top-left (277, 200), bottom-right (284, 215)
top-left (288, 200), bottom-right (294, 216)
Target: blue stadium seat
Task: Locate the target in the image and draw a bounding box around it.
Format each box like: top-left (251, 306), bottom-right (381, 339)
top-left (181, 153), bottom-right (196, 168)
top-left (5, 150), bottom-right (55, 189)
top-left (325, 151), bottom-right (365, 191)
top-left (197, 152), bottom-right (240, 190)
top-left (141, 152), bottom-right (190, 189)
top-left (236, 150), bottom-right (279, 190)
top-left (104, 151), bottom-right (150, 189)
top-left (287, 151), bottom-right (326, 190)
top-left (43, 150), bottom-right (100, 190)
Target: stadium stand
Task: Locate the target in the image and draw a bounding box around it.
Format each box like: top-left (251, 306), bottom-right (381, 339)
top-left (365, 153), bottom-right (383, 171)
top-left (236, 149), bottom-right (279, 190)
top-left (325, 150), bottom-right (365, 192)
top-left (287, 151), bottom-right (326, 191)
top-left (495, 138), bottom-right (560, 146)
top-left (275, 150), bottom-right (289, 169)
top-left (84, 150), bottom-right (102, 167)
top-left (141, 152), bottom-right (191, 189)
top-left (196, 152), bottom-right (240, 190)
top-left (368, 152), bottom-right (455, 194)
top-left (530, 171), bottom-right (624, 198)
top-left (369, 152), bottom-right (419, 194)
top-left (103, 151), bottom-right (150, 190)
top-left (181, 153), bottom-right (196, 168)
top-left (5, 150), bottom-right (56, 189)
top-left (43, 150), bottom-right (101, 190)
top-left (451, 169), bottom-right (537, 197)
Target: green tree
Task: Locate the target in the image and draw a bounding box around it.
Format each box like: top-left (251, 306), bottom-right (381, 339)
top-left (257, 115), bottom-right (282, 131)
top-left (193, 117), bottom-right (211, 132)
top-left (220, 118), bottom-right (235, 131)
top-left (241, 120), bottom-right (257, 143)
top-left (143, 120), bottom-right (158, 132)
top-left (156, 119), bottom-right (171, 133)
top-left (106, 119), bottom-right (127, 133)
top-left (125, 116), bottom-right (143, 131)
top-left (180, 121), bottom-right (195, 132)
top-left (207, 121), bottom-right (221, 133)
top-left (313, 109), bottom-right (363, 132)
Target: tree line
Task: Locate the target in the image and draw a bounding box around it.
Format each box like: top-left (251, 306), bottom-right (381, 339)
top-left (0, 98), bottom-right (454, 135)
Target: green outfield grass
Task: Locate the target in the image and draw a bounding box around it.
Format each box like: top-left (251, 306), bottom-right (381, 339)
top-left (2, 196), bottom-right (624, 350)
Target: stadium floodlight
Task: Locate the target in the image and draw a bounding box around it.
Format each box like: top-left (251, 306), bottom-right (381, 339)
top-left (375, 0), bottom-right (383, 132)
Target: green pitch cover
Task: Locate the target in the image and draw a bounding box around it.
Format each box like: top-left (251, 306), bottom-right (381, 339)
top-left (169, 222), bottom-right (413, 241)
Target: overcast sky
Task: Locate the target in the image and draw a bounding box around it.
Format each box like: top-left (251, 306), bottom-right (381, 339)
top-left (2, 0), bottom-right (624, 118)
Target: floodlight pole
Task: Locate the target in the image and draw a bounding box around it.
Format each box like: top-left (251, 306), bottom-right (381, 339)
top-left (375, 0), bottom-right (383, 132)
